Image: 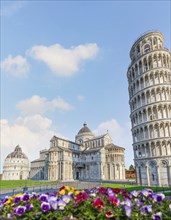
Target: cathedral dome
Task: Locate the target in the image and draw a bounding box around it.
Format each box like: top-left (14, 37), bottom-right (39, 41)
top-left (6, 145), bottom-right (28, 159)
top-left (77, 123), bottom-right (93, 135)
top-left (75, 122), bottom-right (95, 144)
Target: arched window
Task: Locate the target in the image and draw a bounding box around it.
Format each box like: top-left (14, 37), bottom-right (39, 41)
top-left (154, 124), bottom-right (160, 138)
top-left (144, 44), bottom-right (150, 53)
top-left (140, 77), bottom-right (144, 89)
top-left (145, 75), bottom-right (149, 87)
top-left (146, 91), bottom-right (150, 103)
top-left (158, 54), bottom-right (162, 67)
top-left (135, 64), bottom-right (138, 76)
top-left (148, 56), bottom-right (153, 69)
top-left (155, 72), bottom-right (159, 84)
top-left (144, 126), bottom-right (148, 139)
top-left (139, 61), bottom-right (143, 74)
top-left (137, 44), bottom-right (140, 54)
top-left (153, 37), bottom-right (158, 48)
top-left (163, 54), bottom-right (167, 67)
top-left (136, 80), bottom-right (139, 91)
top-left (143, 58), bottom-right (148, 71)
top-left (151, 90), bottom-right (156, 102)
top-left (153, 54), bottom-right (158, 68)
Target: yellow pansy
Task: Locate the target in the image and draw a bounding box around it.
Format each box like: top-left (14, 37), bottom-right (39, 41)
top-left (14, 193), bottom-right (23, 197)
top-left (4, 197), bottom-right (13, 206)
top-left (71, 187), bottom-right (76, 191)
top-left (74, 191), bottom-right (80, 196)
top-left (65, 186), bottom-right (70, 191)
top-left (4, 193), bottom-right (23, 206)
top-left (59, 189), bottom-right (66, 195)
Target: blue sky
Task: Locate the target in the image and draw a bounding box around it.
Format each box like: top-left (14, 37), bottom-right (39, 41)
top-left (1, 0), bottom-right (170, 171)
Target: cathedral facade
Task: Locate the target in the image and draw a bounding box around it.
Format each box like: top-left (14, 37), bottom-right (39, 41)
top-left (30, 123), bottom-right (125, 181)
top-left (127, 31), bottom-right (171, 186)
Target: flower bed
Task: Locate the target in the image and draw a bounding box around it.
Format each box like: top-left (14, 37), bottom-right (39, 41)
top-left (0, 186), bottom-right (171, 219)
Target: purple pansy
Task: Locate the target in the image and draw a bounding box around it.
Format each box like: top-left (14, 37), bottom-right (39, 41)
top-left (25, 203), bottom-right (33, 212)
top-left (51, 201), bottom-right (58, 210)
top-left (152, 212), bottom-right (162, 220)
top-left (124, 198), bottom-right (132, 207)
top-left (141, 189), bottom-right (150, 197)
top-left (41, 202), bottom-right (51, 212)
top-left (154, 193), bottom-right (165, 202)
top-left (22, 194), bottom-right (30, 202)
top-left (31, 193), bottom-right (39, 200)
top-left (92, 187), bottom-right (98, 194)
top-left (14, 196), bottom-right (21, 204)
top-left (62, 195), bottom-right (71, 204)
top-left (141, 205), bottom-right (153, 214)
top-left (40, 194), bottom-right (48, 202)
top-left (124, 206), bottom-right (132, 217)
top-left (135, 198), bottom-right (143, 207)
top-left (48, 196), bottom-right (57, 203)
top-left (130, 190), bottom-right (139, 198)
top-left (85, 189), bottom-right (91, 194)
top-left (148, 192), bottom-right (154, 199)
top-left (0, 200), bottom-right (4, 208)
top-left (57, 200), bottom-right (66, 210)
top-left (14, 206), bottom-right (26, 216)
top-left (107, 188), bottom-right (115, 197)
top-left (3, 196), bottom-right (9, 203)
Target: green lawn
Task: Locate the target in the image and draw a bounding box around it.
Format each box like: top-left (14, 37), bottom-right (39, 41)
top-left (0, 180), bottom-right (57, 189)
top-left (1, 181), bottom-right (171, 195)
top-left (102, 183), bottom-right (171, 193)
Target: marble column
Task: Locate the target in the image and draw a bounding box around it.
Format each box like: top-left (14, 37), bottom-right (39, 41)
top-left (122, 165), bottom-right (125, 179)
top-left (110, 164), bottom-right (113, 180)
top-left (98, 162), bottom-right (101, 180)
top-left (135, 166), bottom-right (140, 185)
top-left (61, 162), bottom-right (63, 180)
top-left (157, 166), bottom-right (161, 186)
top-left (115, 164), bottom-right (118, 179)
top-left (113, 164), bottom-right (115, 179)
top-left (119, 165), bottom-right (122, 180)
top-left (145, 165), bottom-right (150, 186)
top-left (168, 165), bottom-right (171, 186)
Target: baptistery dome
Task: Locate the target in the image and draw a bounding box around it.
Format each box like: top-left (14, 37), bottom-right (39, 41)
top-left (6, 145), bottom-right (28, 159)
top-left (3, 145), bottom-right (30, 180)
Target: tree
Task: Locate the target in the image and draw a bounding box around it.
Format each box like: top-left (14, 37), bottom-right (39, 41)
top-left (129, 164), bottom-right (135, 171)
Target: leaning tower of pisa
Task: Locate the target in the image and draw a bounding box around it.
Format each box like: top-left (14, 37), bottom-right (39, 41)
top-left (127, 31), bottom-right (171, 186)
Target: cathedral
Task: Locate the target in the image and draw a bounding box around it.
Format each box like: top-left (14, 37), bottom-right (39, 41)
top-left (30, 123), bottom-right (125, 181)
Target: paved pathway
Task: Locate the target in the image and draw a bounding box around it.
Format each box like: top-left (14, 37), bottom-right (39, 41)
top-left (0, 181), bottom-right (102, 198)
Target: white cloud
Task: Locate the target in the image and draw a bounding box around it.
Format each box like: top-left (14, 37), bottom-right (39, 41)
top-left (94, 119), bottom-right (134, 168)
top-left (1, 55), bottom-right (29, 77)
top-left (0, 115), bottom-right (63, 172)
top-left (77, 95), bottom-right (85, 101)
top-left (17, 95), bottom-right (73, 115)
top-left (27, 43), bottom-right (99, 76)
